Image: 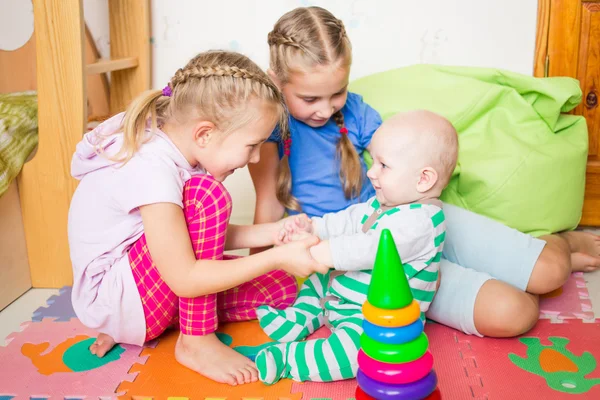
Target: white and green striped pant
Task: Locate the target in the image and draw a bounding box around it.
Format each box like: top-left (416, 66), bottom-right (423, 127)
top-left (256, 271), bottom-right (364, 384)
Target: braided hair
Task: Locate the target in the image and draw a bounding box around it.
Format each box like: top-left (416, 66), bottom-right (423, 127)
top-left (268, 7), bottom-right (361, 205)
top-left (113, 51), bottom-right (287, 165)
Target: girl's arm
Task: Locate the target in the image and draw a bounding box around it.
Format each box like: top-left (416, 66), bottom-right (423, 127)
top-left (248, 142), bottom-right (286, 254)
top-left (226, 214), bottom-right (310, 250)
top-left (249, 142), bottom-right (285, 224)
top-left (225, 223), bottom-right (280, 250)
top-left (140, 202), bottom-right (325, 298)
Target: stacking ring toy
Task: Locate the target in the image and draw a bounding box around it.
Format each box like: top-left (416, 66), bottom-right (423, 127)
top-left (357, 369), bottom-right (438, 400)
top-left (358, 349), bottom-right (434, 384)
top-left (355, 386), bottom-right (442, 400)
top-left (424, 388), bottom-right (442, 400)
top-left (362, 318), bottom-right (423, 344)
top-left (355, 385), bottom-right (376, 400)
top-left (362, 299), bottom-right (420, 327)
top-left (360, 332), bottom-right (429, 363)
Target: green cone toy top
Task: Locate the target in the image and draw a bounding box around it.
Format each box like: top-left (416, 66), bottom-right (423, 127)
top-left (367, 229), bottom-right (414, 309)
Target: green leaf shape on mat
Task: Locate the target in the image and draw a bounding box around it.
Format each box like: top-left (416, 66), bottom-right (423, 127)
top-left (216, 330), bottom-right (279, 361)
top-left (216, 332), bottom-right (233, 347)
top-left (508, 336), bottom-right (600, 394)
top-left (62, 337), bottom-right (125, 372)
top-left (233, 342), bottom-right (279, 361)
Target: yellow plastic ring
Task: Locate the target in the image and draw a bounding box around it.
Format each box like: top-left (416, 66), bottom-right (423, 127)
top-left (362, 299), bottom-right (421, 327)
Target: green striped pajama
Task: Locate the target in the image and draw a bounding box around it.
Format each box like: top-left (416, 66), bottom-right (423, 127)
top-left (256, 294), bottom-right (363, 383)
top-left (256, 199), bottom-right (444, 384)
top-left (255, 270), bottom-right (430, 384)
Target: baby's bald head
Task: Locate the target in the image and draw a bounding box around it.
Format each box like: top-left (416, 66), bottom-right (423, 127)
top-left (368, 110), bottom-right (458, 204)
top-left (380, 110), bottom-right (458, 188)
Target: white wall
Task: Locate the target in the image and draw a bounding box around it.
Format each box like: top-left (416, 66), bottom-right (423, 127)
top-left (150, 0), bottom-right (538, 224)
top-left (1, 0), bottom-right (538, 224)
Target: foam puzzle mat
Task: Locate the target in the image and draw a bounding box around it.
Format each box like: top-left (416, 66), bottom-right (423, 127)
top-left (0, 274), bottom-right (599, 399)
top-left (540, 272), bottom-right (594, 322)
top-left (427, 319), bottom-right (600, 399)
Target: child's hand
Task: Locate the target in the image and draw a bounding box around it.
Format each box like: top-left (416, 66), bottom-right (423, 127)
top-left (275, 214), bottom-right (314, 245)
top-left (275, 235), bottom-right (329, 278)
top-left (309, 241), bottom-right (333, 267)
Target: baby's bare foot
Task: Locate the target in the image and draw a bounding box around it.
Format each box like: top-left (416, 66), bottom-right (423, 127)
top-left (561, 231), bottom-right (600, 272)
top-left (89, 333), bottom-right (116, 357)
top-left (175, 333), bottom-right (258, 385)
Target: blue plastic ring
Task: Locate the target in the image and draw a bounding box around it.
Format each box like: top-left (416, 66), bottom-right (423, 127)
top-left (362, 318), bottom-right (424, 345)
top-left (357, 369), bottom-right (438, 400)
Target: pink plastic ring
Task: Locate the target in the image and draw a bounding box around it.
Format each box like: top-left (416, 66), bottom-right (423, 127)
top-left (358, 349), bottom-right (434, 384)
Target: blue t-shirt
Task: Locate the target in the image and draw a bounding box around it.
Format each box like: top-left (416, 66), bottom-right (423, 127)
top-left (269, 92), bottom-right (382, 218)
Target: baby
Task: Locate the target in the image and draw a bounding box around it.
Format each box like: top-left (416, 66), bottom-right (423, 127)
top-left (256, 110), bottom-right (459, 384)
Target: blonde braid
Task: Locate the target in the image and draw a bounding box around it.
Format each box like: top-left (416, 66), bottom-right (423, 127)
top-left (268, 7), bottom-right (355, 208)
top-left (171, 62), bottom-right (295, 211)
top-left (268, 31), bottom-right (308, 52)
top-left (332, 18), bottom-right (347, 42)
top-left (171, 65), bottom-right (279, 93)
top-left (333, 111), bottom-right (363, 199)
top-left (167, 55), bottom-right (286, 138)
top-left (111, 50), bottom-right (287, 168)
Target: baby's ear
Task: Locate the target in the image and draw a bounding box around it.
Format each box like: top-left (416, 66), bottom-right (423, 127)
top-left (417, 167), bottom-right (438, 193)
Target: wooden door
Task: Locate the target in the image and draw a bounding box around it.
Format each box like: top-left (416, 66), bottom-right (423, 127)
top-left (535, 0), bottom-right (600, 225)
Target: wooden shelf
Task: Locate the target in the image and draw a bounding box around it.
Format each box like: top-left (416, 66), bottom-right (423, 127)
top-left (86, 57), bottom-right (138, 74)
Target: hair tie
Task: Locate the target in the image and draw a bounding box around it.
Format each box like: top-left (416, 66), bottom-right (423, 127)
top-left (340, 127), bottom-right (348, 135)
top-left (284, 138), bottom-right (292, 157)
top-left (162, 85), bottom-right (172, 97)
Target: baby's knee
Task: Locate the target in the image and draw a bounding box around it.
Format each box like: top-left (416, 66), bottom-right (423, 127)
top-left (267, 270), bottom-right (299, 309)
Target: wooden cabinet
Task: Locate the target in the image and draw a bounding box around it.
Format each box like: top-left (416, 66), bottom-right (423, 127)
top-left (535, 0), bottom-right (600, 225)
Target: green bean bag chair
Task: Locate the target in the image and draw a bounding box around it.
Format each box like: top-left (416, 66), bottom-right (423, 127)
top-left (350, 65), bottom-right (588, 237)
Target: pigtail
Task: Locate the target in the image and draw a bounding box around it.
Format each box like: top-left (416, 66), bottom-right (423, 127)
top-left (268, 7), bottom-right (355, 203)
top-left (333, 111), bottom-right (363, 199)
top-left (111, 89), bottom-right (167, 163)
top-left (276, 114), bottom-right (301, 211)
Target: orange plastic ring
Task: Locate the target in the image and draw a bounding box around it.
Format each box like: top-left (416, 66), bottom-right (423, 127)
top-left (362, 299), bottom-right (421, 327)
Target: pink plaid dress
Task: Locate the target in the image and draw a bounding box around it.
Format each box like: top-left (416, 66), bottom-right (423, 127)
top-left (129, 175), bottom-right (298, 341)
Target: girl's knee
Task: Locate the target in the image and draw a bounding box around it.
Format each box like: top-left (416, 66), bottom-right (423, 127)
top-left (475, 281), bottom-right (539, 337)
top-left (267, 270), bottom-right (298, 309)
top-left (183, 175), bottom-right (232, 220)
top-left (501, 293), bottom-right (539, 336)
top-left (529, 243), bottom-right (571, 294)
top-left (184, 175), bottom-right (232, 206)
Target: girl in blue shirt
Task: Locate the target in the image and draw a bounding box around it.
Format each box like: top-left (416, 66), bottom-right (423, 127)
top-left (249, 6), bottom-right (600, 339)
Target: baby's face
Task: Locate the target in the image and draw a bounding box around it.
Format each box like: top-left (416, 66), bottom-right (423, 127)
top-left (367, 125), bottom-right (429, 206)
top-left (367, 110), bottom-right (457, 206)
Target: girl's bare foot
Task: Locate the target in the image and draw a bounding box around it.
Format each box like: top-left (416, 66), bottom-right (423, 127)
top-left (560, 231), bottom-right (600, 272)
top-left (89, 333), bottom-right (117, 357)
top-left (571, 252), bottom-right (600, 272)
top-left (175, 332), bottom-right (258, 386)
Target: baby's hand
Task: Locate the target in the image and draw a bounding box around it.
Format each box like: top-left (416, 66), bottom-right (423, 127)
top-left (275, 214), bottom-right (314, 245)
